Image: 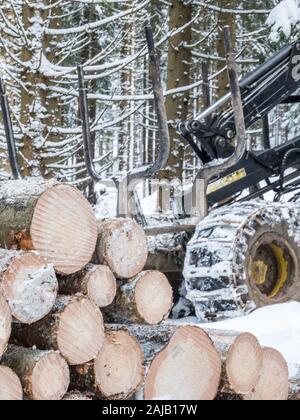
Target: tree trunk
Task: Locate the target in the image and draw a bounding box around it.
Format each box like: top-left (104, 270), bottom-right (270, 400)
top-left (163, 0), bottom-right (192, 182)
top-left (244, 347), bottom-right (289, 401)
top-left (0, 249), bottom-right (57, 324)
top-left (0, 366), bottom-right (23, 400)
top-left (0, 294), bottom-right (11, 357)
top-left (96, 218), bottom-right (148, 279)
top-left (11, 295), bottom-right (105, 366)
top-left (144, 325), bottom-right (222, 400)
top-left (70, 330), bottom-right (144, 400)
top-left (58, 264), bottom-right (116, 308)
top-left (1, 345), bottom-right (69, 400)
top-left (104, 271), bottom-right (173, 325)
top-left (0, 178), bottom-right (97, 275)
top-left (19, 1), bottom-right (62, 178)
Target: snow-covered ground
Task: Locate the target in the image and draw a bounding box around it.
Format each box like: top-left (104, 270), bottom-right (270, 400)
top-left (169, 302), bottom-right (300, 376)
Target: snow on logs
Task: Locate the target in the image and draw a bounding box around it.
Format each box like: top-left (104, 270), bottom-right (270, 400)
top-left (1, 345), bottom-right (69, 400)
top-left (104, 271), bottom-right (173, 325)
top-left (70, 330), bottom-right (144, 400)
top-left (11, 295), bottom-right (105, 365)
top-left (58, 264), bottom-right (116, 309)
top-left (0, 178), bottom-right (97, 275)
top-left (96, 218), bottom-right (148, 279)
top-left (0, 249), bottom-right (57, 324)
top-left (0, 294), bottom-right (11, 357)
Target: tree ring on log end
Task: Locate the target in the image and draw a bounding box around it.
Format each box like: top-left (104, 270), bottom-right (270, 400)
top-left (94, 330), bottom-right (144, 399)
top-left (30, 185), bottom-right (97, 275)
top-left (31, 352), bottom-right (70, 400)
top-left (1, 253), bottom-right (57, 324)
top-left (97, 218), bottom-right (148, 279)
top-left (245, 347), bottom-right (289, 400)
top-left (87, 266), bottom-right (117, 308)
top-left (57, 298), bottom-right (105, 365)
top-left (135, 271), bottom-right (173, 325)
top-left (0, 366), bottom-right (23, 400)
top-left (144, 326), bottom-right (221, 400)
top-left (226, 333), bottom-right (263, 395)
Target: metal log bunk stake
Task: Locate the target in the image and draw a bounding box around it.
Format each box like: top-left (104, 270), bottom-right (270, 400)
top-left (0, 78), bottom-right (21, 179)
top-left (191, 26), bottom-right (247, 219)
top-left (77, 65), bottom-right (102, 182)
top-left (117, 26), bottom-right (170, 218)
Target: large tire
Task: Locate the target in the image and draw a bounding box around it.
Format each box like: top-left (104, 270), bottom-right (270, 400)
top-left (183, 201), bottom-right (300, 321)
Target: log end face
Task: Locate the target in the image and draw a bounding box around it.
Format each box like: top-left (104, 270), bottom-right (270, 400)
top-left (1, 253), bottom-right (58, 324)
top-left (32, 352), bottom-right (70, 400)
top-left (97, 218), bottom-right (148, 279)
top-left (226, 332), bottom-right (263, 395)
top-left (0, 294), bottom-right (12, 358)
top-left (135, 271), bottom-right (173, 325)
top-left (57, 297), bottom-right (105, 365)
top-left (0, 366), bottom-right (23, 400)
top-left (94, 330), bottom-right (144, 400)
top-left (87, 265), bottom-right (117, 308)
top-left (30, 184), bottom-right (97, 275)
top-left (245, 347), bottom-right (289, 401)
top-left (145, 326), bottom-right (221, 400)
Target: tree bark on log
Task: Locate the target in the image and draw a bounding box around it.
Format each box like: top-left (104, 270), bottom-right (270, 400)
top-left (0, 249), bottom-right (57, 324)
top-left (58, 264), bottom-right (116, 308)
top-left (244, 347), bottom-right (289, 400)
top-left (0, 294), bottom-right (11, 357)
top-left (0, 178), bottom-right (97, 275)
top-left (144, 326), bottom-right (222, 400)
top-left (1, 345), bottom-right (69, 400)
top-left (96, 218), bottom-right (148, 279)
top-left (11, 295), bottom-right (105, 365)
top-left (70, 330), bottom-right (144, 400)
top-left (63, 391), bottom-right (94, 400)
top-left (0, 365), bottom-right (23, 400)
top-left (104, 271), bottom-right (173, 325)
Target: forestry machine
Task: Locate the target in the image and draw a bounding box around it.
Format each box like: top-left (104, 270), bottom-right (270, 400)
top-left (4, 27), bottom-right (300, 322)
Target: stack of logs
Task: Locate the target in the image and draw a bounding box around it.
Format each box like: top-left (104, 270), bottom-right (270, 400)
top-left (0, 178), bottom-right (298, 401)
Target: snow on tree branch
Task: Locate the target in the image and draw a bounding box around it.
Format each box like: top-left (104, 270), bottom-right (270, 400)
top-left (267, 0), bottom-right (300, 41)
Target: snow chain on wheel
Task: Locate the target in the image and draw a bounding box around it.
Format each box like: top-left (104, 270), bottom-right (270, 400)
top-left (183, 201), bottom-right (300, 321)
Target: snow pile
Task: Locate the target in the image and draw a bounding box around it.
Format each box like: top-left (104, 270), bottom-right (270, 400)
top-left (267, 0), bottom-right (300, 41)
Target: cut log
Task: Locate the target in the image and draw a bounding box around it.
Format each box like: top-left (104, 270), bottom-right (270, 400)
top-left (96, 218), bottom-right (148, 279)
top-left (1, 345), bottom-right (69, 400)
top-left (0, 294), bottom-right (11, 357)
top-left (104, 271), bottom-right (173, 325)
top-left (0, 178), bottom-right (97, 275)
top-left (58, 264), bottom-right (116, 308)
top-left (71, 330), bottom-right (144, 400)
top-left (244, 347), bottom-right (289, 401)
top-left (0, 249), bottom-right (57, 324)
top-left (11, 295), bottom-right (105, 365)
top-left (144, 326), bottom-right (222, 400)
top-left (63, 391), bottom-right (94, 400)
top-left (0, 366), bottom-right (23, 400)
top-left (218, 332), bottom-right (263, 396)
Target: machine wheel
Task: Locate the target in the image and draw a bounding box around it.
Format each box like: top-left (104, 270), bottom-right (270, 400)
top-left (183, 201), bottom-right (300, 321)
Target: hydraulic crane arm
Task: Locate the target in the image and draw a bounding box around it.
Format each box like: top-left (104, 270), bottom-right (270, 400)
top-left (178, 42), bottom-right (300, 163)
